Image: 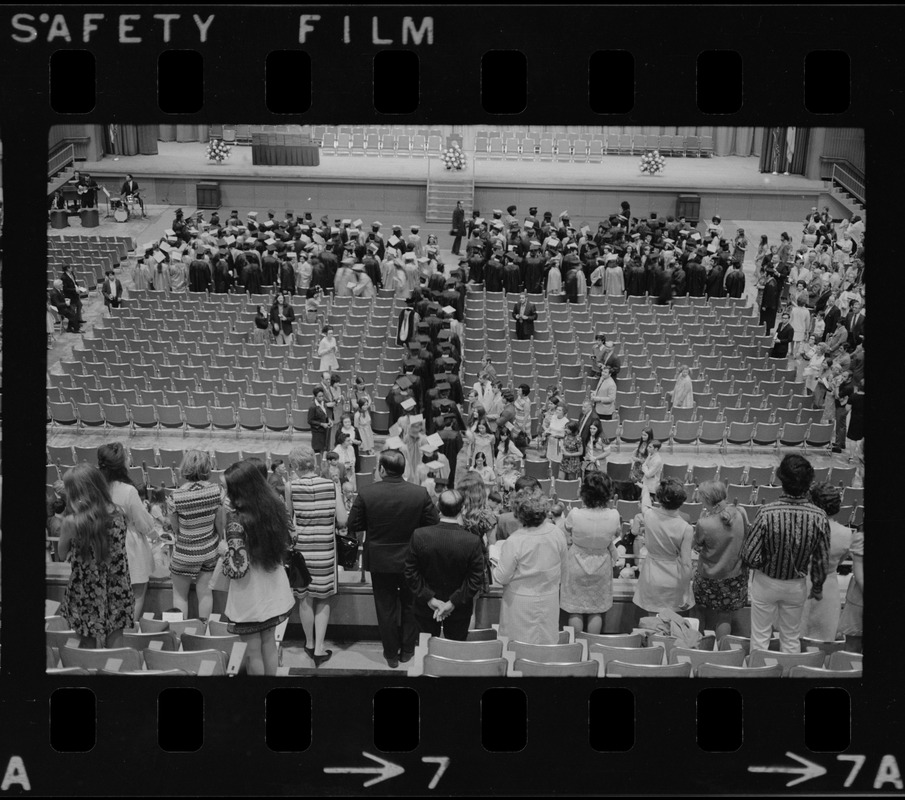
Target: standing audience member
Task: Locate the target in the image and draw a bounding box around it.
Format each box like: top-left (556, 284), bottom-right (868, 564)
top-left (837, 525), bottom-right (864, 653)
top-left (691, 481), bottom-right (749, 641)
top-left (670, 366), bottom-right (694, 409)
top-left (639, 440), bottom-right (664, 509)
top-left (221, 460), bottom-right (295, 676)
top-left (270, 291), bottom-right (295, 344)
top-left (97, 442), bottom-right (156, 622)
top-left (167, 450), bottom-right (226, 622)
top-left (831, 369), bottom-right (855, 454)
top-left (307, 388), bottom-right (332, 461)
top-left (592, 366), bottom-right (617, 420)
top-left (404, 490), bottom-right (486, 641)
top-left (347, 450), bottom-right (439, 668)
top-left (57, 464), bottom-right (134, 648)
top-left (491, 488), bottom-right (568, 645)
top-left (742, 454), bottom-right (830, 654)
top-left (800, 483), bottom-right (853, 642)
top-left (560, 472), bottom-right (621, 634)
top-left (632, 479), bottom-right (694, 614)
top-left (559, 421), bottom-right (584, 481)
top-left (286, 446), bottom-right (349, 667)
top-left (318, 325), bottom-right (340, 372)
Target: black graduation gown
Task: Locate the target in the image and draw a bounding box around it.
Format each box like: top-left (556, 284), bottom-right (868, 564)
top-left (705, 265), bottom-right (725, 298)
top-left (503, 262), bottom-right (522, 294)
top-left (522, 255), bottom-right (545, 294)
top-left (189, 259), bottom-right (211, 292)
top-left (626, 265), bottom-right (646, 296)
top-left (725, 269), bottom-right (745, 298)
top-left (686, 262), bottom-right (707, 297)
top-left (262, 255), bottom-right (280, 286)
top-left (467, 254), bottom-right (486, 284)
top-left (242, 263), bottom-right (262, 295)
top-left (484, 260), bottom-right (504, 292)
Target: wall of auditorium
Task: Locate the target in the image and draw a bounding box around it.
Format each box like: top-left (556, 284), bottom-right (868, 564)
top-left (473, 186), bottom-right (817, 223)
top-left (126, 177), bottom-right (425, 217)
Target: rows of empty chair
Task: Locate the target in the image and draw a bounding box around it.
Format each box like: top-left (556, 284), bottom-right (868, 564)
top-left (47, 295), bottom-right (406, 434)
top-left (46, 612), bottom-right (271, 676)
top-left (47, 234), bottom-right (133, 288)
top-left (473, 132), bottom-right (714, 162)
top-left (406, 628), bottom-right (862, 678)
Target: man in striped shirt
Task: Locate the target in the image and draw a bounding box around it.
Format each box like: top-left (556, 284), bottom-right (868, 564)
top-left (742, 454), bottom-right (831, 654)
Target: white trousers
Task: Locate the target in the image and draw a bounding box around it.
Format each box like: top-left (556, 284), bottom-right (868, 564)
top-left (749, 570), bottom-right (807, 654)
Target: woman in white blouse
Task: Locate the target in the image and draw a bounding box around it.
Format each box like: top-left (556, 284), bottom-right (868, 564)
top-left (317, 325), bottom-right (340, 372)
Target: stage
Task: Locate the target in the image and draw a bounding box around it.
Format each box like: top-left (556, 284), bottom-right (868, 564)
top-left (77, 141), bottom-right (824, 224)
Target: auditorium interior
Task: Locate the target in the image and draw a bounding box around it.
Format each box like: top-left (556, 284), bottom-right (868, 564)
top-left (43, 123), bottom-right (865, 677)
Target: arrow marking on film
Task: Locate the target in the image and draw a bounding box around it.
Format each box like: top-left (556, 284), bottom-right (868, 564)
top-left (748, 751), bottom-right (827, 787)
top-left (324, 751), bottom-right (405, 788)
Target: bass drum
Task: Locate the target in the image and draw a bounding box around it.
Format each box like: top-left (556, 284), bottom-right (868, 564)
top-left (114, 207), bottom-right (129, 223)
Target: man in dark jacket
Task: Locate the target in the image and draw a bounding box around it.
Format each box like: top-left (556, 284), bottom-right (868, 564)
top-left (347, 450), bottom-right (440, 667)
top-left (48, 279), bottom-right (81, 333)
top-left (512, 290), bottom-right (538, 340)
top-left (724, 260), bottom-right (746, 298)
top-left (404, 490), bottom-right (486, 641)
top-left (450, 200), bottom-right (466, 256)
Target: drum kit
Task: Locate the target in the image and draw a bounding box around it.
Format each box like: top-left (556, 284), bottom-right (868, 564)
top-left (111, 194), bottom-right (139, 223)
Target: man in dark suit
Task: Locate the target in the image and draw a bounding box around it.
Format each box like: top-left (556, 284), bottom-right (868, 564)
top-left (48, 279), bottom-right (81, 333)
top-left (724, 260), bottom-right (746, 298)
top-left (100, 269), bottom-right (123, 311)
top-left (450, 200), bottom-right (466, 256)
top-left (347, 450), bottom-right (440, 668)
top-left (60, 264), bottom-right (84, 324)
top-left (512, 290), bottom-right (538, 340)
top-left (845, 298), bottom-right (865, 348)
top-left (823, 294), bottom-right (841, 339)
top-left (404, 490), bottom-right (486, 641)
top-left (770, 312), bottom-right (795, 359)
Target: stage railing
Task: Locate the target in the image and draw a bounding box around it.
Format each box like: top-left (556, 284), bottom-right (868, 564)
top-left (48, 143), bottom-right (74, 178)
top-left (831, 161), bottom-right (865, 206)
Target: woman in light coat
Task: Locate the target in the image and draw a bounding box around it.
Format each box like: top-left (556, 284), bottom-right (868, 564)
top-left (632, 479), bottom-right (694, 614)
top-left (491, 489), bottom-right (568, 645)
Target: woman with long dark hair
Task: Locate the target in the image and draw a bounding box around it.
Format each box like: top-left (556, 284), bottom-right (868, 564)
top-left (221, 460), bottom-right (295, 676)
top-left (97, 442), bottom-right (156, 621)
top-left (57, 464), bottom-right (134, 648)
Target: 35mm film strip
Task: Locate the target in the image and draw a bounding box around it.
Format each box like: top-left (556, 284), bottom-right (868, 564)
top-left (0, 4), bottom-right (899, 796)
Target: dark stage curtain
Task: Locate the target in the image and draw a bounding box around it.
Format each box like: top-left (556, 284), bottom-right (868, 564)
top-left (109, 125), bottom-right (158, 156)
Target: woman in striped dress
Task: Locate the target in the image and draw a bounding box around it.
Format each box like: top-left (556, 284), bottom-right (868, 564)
top-left (167, 450), bottom-right (226, 622)
top-left (286, 445), bottom-right (349, 666)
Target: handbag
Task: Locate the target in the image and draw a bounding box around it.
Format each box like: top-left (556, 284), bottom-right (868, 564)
top-left (284, 548), bottom-right (312, 590)
top-left (335, 531), bottom-right (359, 569)
top-left (208, 554), bottom-right (231, 592)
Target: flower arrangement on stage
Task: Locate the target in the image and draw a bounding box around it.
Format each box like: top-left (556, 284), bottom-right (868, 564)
top-left (440, 142), bottom-right (467, 171)
top-left (639, 150), bottom-right (666, 175)
top-left (206, 138), bottom-right (231, 164)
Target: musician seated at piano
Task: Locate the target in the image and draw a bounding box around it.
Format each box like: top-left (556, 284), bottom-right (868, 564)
top-left (120, 173), bottom-right (146, 217)
top-left (71, 170), bottom-right (99, 209)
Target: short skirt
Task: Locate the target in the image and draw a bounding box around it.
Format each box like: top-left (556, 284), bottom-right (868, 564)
top-left (692, 570), bottom-right (749, 612)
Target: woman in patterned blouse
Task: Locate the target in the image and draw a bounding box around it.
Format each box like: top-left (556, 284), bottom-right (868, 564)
top-left (286, 446), bottom-right (349, 667)
top-left (167, 450), bottom-right (226, 622)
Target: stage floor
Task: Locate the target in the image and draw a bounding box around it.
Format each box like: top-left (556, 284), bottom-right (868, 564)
top-left (82, 141), bottom-right (822, 193)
